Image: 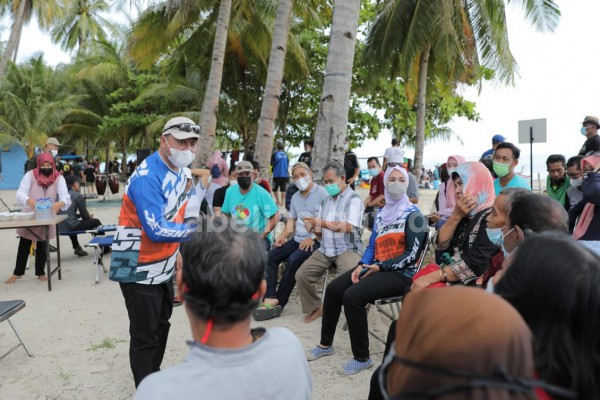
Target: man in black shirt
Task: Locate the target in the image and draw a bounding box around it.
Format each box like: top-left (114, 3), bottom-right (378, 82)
top-left (578, 115), bottom-right (600, 156)
top-left (343, 139), bottom-right (360, 190)
top-left (298, 140), bottom-right (313, 167)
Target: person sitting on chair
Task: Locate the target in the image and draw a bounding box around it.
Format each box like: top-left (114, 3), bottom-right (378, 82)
top-left (58, 175), bottom-right (102, 257)
top-left (306, 165), bottom-right (428, 376)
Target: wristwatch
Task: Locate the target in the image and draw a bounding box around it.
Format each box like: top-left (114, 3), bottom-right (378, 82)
top-left (310, 233), bottom-right (317, 240)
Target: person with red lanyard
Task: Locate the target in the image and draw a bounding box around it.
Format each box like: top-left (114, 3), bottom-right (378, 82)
top-left (6, 152), bottom-right (71, 284)
top-left (134, 229), bottom-right (312, 400)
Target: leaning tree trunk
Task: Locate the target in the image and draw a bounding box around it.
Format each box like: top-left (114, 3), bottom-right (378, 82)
top-left (0, 0), bottom-right (27, 79)
top-left (413, 45), bottom-right (431, 183)
top-left (312, 0), bottom-right (361, 182)
top-left (255, 0), bottom-right (294, 180)
top-left (193, 0), bottom-right (232, 168)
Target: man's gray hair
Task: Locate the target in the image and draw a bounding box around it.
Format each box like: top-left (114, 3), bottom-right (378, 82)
top-left (499, 187), bottom-right (530, 215)
top-left (323, 161), bottom-right (345, 178)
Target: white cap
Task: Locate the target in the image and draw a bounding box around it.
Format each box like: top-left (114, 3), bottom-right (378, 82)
top-left (162, 117), bottom-right (202, 140)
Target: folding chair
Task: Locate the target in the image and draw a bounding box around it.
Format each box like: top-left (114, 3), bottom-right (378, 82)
top-left (0, 300), bottom-right (33, 360)
top-left (85, 235), bottom-right (114, 284)
top-left (368, 230), bottom-right (432, 343)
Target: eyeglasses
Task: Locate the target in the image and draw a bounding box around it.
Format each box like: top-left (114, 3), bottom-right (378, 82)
top-left (163, 123), bottom-right (202, 134)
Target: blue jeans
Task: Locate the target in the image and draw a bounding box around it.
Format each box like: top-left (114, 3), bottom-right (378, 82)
top-left (265, 239), bottom-right (319, 309)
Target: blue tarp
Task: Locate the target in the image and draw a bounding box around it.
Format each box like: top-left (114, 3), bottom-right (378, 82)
top-left (0, 145), bottom-right (27, 190)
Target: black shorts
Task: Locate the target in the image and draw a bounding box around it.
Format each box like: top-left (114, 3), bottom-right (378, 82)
top-left (272, 177), bottom-right (289, 192)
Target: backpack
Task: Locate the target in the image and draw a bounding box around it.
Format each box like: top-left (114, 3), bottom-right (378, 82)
top-left (210, 164), bottom-right (222, 178)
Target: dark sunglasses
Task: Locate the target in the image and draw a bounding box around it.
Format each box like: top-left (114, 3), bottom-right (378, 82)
top-left (163, 123), bottom-right (202, 134)
top-left (378, 348), bottom-right (576, 400)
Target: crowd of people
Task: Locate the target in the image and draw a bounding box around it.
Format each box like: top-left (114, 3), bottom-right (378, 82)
top-left (6, 115), bottom-right (600, 399)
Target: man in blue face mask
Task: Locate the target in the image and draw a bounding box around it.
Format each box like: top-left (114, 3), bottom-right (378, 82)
top-left (578, 115), bottom-right (600, 156)
top-left (295, 161), bottom-right (364, 323)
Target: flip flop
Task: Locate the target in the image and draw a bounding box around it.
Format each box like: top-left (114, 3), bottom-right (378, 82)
top-left (253, 304), bottom-right (282, 321)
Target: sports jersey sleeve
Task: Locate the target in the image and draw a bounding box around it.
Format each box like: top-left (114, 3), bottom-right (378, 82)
top-left (360, 218), bottom-right (377, 265)
top-left (128, 175), bottom-right (195, 243)
top-left (378, 211), bottom-right (428, 272)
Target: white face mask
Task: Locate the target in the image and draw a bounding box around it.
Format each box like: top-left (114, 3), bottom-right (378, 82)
top-left (230, 180), bottom-right (238, 187)
top-left (386, 181), bottom-right (407, 200)
top-left (295, 176), bottom-right (311, 191)
top-left (166, 140), bottom-right (196, 169)
top-left (50, 149), bottom-right (58, 157)
top-left (570, 177), bottom-right (582, 187)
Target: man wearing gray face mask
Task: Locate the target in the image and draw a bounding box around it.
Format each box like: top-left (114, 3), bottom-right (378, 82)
top-left (566, 155), bottom-right (584, 209)
top-left (254, 162), bottom-right (328, 321)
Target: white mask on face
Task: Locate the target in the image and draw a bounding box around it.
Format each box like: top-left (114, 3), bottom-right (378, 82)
top-left (570, 177), bottom-right (582, 187)
top-left (386, 181), bottom-right (407, 200)
top-left (166, 140), bottom-right (196, 168)
top-left (50, 149), bottom-right (58, 157)
top-left (295, 176), bottom-right (311, 191)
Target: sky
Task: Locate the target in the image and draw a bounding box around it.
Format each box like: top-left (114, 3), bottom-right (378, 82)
top-left (4, 1), bottom-right (599, 176)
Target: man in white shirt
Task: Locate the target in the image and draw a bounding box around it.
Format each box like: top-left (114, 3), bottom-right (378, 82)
top-left (382, 138), bottom-right (404, 170)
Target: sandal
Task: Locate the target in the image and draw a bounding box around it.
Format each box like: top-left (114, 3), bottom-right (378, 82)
top-left (253, 304), bottom-right (282, 321)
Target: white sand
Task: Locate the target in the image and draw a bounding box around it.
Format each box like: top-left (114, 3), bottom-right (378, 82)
top-left (0, 187), bottom-right (436, 400)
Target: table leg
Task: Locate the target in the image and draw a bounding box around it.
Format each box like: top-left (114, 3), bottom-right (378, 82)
top-left (46, 226), bottom-right (51, 291)
top-left (56, 225), bottom-right (62, 280)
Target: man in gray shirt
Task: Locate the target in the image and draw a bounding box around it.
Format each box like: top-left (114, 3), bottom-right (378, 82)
top-left (58, 175), bottom-right (102, 257)
top-left (135, 229), bottom-right (312, 400)
top-left (296, 161), bottom-right (364, 323)
top-left (255, 162), bottom-right (328, 321)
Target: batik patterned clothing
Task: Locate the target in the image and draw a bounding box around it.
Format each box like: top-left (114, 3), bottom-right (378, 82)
top-left (109, 152), bottom-right (196, 285)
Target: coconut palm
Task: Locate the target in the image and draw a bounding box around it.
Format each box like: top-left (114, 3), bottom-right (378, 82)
top-left (0, 56), bottom-right (80, 156)
top-left (363, 0), bottom-right (560, 180)
top-left (0, 0), bottom-right (64, 79)
top-left (50, 0), bottom-right (116, 56)
top-left (312, 0), bottom-right (361, 181)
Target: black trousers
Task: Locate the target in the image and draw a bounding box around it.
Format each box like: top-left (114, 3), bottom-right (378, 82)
top-left (66, 218), bottom-right (102, 248)
top-left (120, 280), bottom-right (174, 387)
top-left (14, 237), bottom-right (47, 276)
top-left (320, 269), bottom-right (411, 361)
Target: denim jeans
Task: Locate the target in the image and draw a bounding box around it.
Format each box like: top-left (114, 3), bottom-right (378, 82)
top-left (265, 239), bottom-right (319, 309)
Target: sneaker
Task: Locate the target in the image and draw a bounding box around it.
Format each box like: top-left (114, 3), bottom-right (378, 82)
top-left (306, 345), bottom-right (334, 361)
top-left (173, 296), bottom-right (183, 307)
top-left (339, 358), bottom-right (374, 375)
top-left (74, 247), bottom-right (88, 257)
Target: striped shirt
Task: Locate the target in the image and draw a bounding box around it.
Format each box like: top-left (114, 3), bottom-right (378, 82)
top-left (318, 187), bottom-right (364, 257)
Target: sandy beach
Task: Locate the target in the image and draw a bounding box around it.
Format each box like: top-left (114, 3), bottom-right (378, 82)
top-left (0, 186), bottom-right (437, 400)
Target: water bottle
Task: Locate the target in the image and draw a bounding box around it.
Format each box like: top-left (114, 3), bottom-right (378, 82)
top-left (35, 197), bottom-right (52, 220)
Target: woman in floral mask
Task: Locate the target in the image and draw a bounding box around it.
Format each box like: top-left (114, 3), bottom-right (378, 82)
top-left (5, 152), bottom-right (70, 284)
top-left (306, 166), bottom-right (428, 376)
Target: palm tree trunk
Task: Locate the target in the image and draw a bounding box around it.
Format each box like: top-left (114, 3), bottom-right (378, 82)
top-left (255, 0), bottom-right (294, 180)
top-left (312, 0), bottom-right (361, 182)
top-left (413, 45), bottom-right (431, 182)
top-left (0, 0), bottom-right (28, 78)
top-left (194, 0), bottom-right (233, 167)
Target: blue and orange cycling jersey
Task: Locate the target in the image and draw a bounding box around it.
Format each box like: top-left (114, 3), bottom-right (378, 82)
top-left (109, 152), bottom-right (196, 284)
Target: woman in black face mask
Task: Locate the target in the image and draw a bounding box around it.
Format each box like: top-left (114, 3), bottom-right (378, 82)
top-left (569, 154), bottom-right (600, 255)
top-left (5, 152), bottom-right (71, 284)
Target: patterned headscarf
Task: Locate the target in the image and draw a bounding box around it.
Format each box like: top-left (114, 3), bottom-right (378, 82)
top-left (451, 161), bottom-right (495, 215)
top-left (445, 155), bottom-right (467, 207)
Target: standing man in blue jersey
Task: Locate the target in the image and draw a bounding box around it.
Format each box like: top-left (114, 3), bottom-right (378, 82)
top-left (222, 161), bottom-right (280, 250)
top-left (110, 116), bottom-right (200, 387)
top-left (271, 142), bottom-right (289, 207)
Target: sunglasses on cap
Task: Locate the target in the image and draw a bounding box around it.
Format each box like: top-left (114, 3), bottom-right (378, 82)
top-left (163, 123), bottom-right (202, 134)
top-left (377, 348), bottom-right (576, 400)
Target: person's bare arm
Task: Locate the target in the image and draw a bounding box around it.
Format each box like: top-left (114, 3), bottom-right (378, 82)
top-left (261, 212), bottom-right (281, 239)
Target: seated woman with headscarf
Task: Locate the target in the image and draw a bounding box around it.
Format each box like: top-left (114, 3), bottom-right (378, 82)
top-left (569, 154), bottom-right (600, 255)
top-left (5, 153), bottom-right (71, 283)
top-left (305, 166), bottom-right (428, 376)
top-left (429, 155), bottom-right (466, 229)
top-left (413, 161), bottom-right (499, 288)
top-left (379, 287), bottom-right (573, 400)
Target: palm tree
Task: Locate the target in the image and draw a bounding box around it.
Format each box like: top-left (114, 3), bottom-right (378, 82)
top-left (254, 0), bottom-right (294, 178)
top-left (0, 0), bottom-right (64, 79)
top-left (50, 0), bottom-right (116, 56)
top-left (312, 0), bottom-right (361, 181)
top-left (0, 56), bottom-right (80, 156)
top-left (364, 0), bottom-right (560, 180)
